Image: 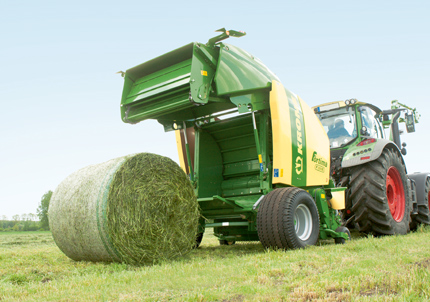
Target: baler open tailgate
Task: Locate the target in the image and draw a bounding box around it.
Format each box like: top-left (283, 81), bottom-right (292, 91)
top-left (121, 43), bottom-right (196, 123)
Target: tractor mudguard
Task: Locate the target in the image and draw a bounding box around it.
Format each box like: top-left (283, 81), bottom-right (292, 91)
top-left (408, 173), bottom-right (430, 206)
top-left (341, 138), bottom-right (405, 169)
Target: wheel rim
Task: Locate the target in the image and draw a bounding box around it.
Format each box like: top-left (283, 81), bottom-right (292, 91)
top-left (386, 166), bottom-right (405, 222)
top-left (294, 204), bottom-right (313, 241)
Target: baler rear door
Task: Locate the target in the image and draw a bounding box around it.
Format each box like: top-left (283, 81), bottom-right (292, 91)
top-left (120, 43), bottom-right (195, 124)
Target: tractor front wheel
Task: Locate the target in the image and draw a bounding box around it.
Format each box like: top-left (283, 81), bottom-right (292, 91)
top-left (349, 148), bottom-right (411, 235)
top-left (257, 187), bottom-right (320, 249)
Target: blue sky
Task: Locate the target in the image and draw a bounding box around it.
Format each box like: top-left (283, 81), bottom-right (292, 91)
top-left (1, 0), bottom-right (429, 219)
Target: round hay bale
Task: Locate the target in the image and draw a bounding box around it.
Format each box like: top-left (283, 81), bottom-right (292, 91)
top-left (48, 153), bottom-right (199, 265)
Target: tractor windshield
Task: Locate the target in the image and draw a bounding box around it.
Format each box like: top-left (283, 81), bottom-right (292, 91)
top-left (315, 107), bottom-right (357, 148)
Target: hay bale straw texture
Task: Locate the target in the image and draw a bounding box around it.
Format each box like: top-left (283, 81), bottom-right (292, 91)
top-left (49, 153), bottom-right (199, 265)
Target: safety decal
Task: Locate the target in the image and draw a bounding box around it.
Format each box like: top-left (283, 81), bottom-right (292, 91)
top-left (273, 169), bottom-right (283, 177)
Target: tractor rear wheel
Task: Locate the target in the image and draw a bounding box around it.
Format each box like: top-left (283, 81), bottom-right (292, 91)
top-left (257, 187), bottom-right (320, 249)
top-left (349, 148), bottom-right (411, 235)
top-left (410, 177), bottom-right (430, 230)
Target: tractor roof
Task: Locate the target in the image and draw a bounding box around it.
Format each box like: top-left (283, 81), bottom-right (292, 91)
top-left (313, 100), bottom-right (382, 114)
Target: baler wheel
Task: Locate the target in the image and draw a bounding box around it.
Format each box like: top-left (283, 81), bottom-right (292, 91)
top-left (257, 187), bottom-right (319, 249)
top-left (349, 148), bottom-right (411, 235)
top-left (410, 177), bottom-right (430, 230)
top-left (334, 226), bottom-right (351, 244)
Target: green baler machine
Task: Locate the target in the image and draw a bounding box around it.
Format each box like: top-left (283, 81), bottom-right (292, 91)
top-left (120, 29), bottom-right (349, 249)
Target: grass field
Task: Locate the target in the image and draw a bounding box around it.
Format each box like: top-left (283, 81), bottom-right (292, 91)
top-left (1, 228), bottom-right (430, 301)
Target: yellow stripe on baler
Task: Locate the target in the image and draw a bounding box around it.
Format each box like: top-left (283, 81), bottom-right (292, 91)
top-left (175, 130), bottom-right (187, 173)
top-left (298, 96), bottom-right (330, 186)
top-left (270, 81), bottom-right (292, 185)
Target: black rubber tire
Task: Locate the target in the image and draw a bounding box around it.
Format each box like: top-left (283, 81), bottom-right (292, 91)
top-left (410, 177), bottom-right (430, 230)
top-left (349, 148), bottom-right (411, 235)
top-left (257, 187), bottom-right (320, 249)
top-left (334, 226), bottom-right (351, 244)
top-left (219, 240), bottom-right (236, 246)
top-left (193, 232), bottom-right (204, 249)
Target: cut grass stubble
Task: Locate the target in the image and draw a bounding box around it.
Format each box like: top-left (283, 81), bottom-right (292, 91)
top-left (2, 228), bottom-right (430, 301)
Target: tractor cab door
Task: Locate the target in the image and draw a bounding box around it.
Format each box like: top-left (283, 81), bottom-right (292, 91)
top-left (358, 106), bottom-right (384, 139)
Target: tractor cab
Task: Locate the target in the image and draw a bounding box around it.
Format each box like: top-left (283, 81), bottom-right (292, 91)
top-left (313, 99), bottom-right (384, 150)
top-left (313, 99), bottom-right (389, 189)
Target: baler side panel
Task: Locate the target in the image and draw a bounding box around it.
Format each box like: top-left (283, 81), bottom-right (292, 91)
top-left (299, 96), bottom-right (330, 186)
top-left (270, 81), bottom-right (293, 186)
top-left (195, 129), bottom-right (223, 199)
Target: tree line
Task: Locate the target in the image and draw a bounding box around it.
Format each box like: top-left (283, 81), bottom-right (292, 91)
top-left (0, 191), bottom-right (52, 232)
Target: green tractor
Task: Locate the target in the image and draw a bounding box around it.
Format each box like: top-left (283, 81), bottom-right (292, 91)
top-left (314, 99), bottom-right (430, 235)
top-left (119, 29), bottom-right (350, 249)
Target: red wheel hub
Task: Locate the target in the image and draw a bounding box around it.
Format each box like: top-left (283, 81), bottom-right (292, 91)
top-left (386, 167), bottom-right (405, 222)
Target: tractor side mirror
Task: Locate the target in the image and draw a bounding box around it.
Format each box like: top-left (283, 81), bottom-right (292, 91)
top-left (405, 113), bottom-right (415, 133)
top-left (360, 126), bottom-right (369, 136)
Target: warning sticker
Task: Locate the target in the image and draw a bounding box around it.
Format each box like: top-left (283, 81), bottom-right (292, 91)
top-left (201, 70), bottom-right (208, 76)
top-left (274, 169), bottom-right (284, 177)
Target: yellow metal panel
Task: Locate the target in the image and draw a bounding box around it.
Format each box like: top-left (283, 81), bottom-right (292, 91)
top-left (270, 81), bottom-right (292, 185)
top-left (330, 191), bottom-right (345, 210)
top-left (299, 96), bottom-right (330, 186)
top-left (175, 130), bottom-right (187, 173)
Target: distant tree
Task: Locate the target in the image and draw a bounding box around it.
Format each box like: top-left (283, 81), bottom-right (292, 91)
top-left (21, 213), bottom-right (28, 221)
top-left (13, 223), bottom-right (22, 231)
top-left (37, 191), bottom-right (52, 230)
top-left (12, 214), bottom-right (20, 221)
top-left (1, 215), bottom-right (7, 221)
top-left (28, 213), bottom-right (37, 221)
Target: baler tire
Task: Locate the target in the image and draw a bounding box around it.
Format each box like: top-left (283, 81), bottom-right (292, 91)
top-left (257, 187), bottom-right (320, 249)
top-left (334, 226), bottom-right (351, 244)
top-left (349, 148), bottom-right (411, 235)
top-left (410, 177), bottom-right (430, 230)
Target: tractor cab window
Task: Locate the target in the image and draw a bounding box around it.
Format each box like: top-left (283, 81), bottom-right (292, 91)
top-left (315, 107), bottom-right (357, 148)
top-left (359, 106), bottom-right (384, 139)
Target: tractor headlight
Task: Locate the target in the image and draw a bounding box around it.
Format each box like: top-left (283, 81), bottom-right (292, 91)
top-left (345, 100), bottom-right (350, 105)
top-left (350, 99), bottom-right (357, 104)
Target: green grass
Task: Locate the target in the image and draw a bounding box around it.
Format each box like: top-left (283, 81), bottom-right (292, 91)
top-left (1, 228), bottom-right (430, 301)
